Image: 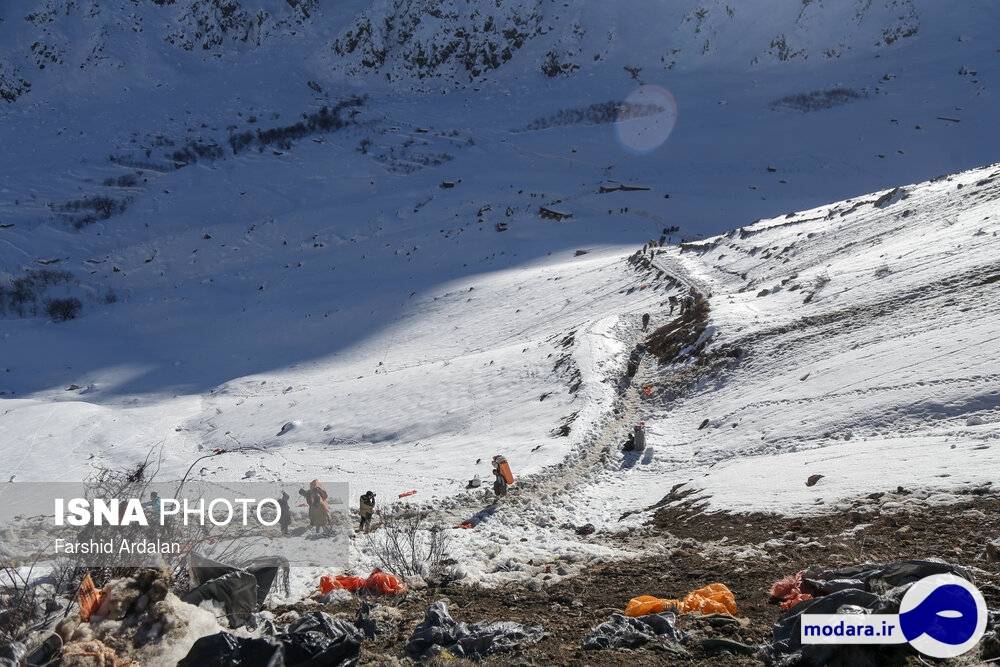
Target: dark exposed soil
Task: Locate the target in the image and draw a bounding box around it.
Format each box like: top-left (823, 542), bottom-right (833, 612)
top-left (276, 491), bottom-right (1000, 665)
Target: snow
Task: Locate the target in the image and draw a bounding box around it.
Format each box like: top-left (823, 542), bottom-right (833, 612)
top-left (584, 165), bottom-right (1000, 518)
top-left (1, 1), bottom-right (999, 589)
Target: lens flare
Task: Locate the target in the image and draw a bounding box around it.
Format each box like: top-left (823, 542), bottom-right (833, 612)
top-left (615, 85), bottom-right (678, 153)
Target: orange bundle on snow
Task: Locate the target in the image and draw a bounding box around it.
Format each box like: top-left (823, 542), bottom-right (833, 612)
top-left (625, 583), bottom-right (737, 618)
top-left (398, 489), bottom-right (417, 498)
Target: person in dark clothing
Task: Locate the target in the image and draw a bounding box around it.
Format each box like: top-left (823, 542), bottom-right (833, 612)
top-left (642, 313), bottom-right (650, 330)
top-left (277, 490), bottom-right (292, 536)
top-left (668, 295), bottom-right (678, 314)
top-left (633, 422), bottom-right (646, 451)
top-left (492, 456), bottom-right (509, 498)
top-left (359, 491), bottom-right (376, 533)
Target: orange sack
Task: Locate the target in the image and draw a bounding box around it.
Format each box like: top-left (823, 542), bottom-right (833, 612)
top-left (625, 595), bottom-right (671, 617)
top-left (365, 569), bottom-right (406, 595)
top-left (320, 574), bottom-right (366, 593)
top-left (625, 583), bottom-right (737, 617)
top-left (320, 570), bottom-right (406, 595)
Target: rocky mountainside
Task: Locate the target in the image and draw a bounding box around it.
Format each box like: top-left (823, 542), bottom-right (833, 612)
top-left (0, 0), bottom-right (938, 101)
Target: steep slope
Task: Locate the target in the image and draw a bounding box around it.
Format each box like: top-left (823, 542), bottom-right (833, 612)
top-left (0, 2), bottom-right (998, 530)
top-left (327, 0), bottom-right (927, 88)
top-left (564, 163), bottom-right (1000, 526)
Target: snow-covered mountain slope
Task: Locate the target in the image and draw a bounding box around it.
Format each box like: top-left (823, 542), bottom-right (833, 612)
top-left (346, 162), bottom-right (1000, 588)
top-left (0, 1), bottom-right (998, 522)
top-left (328, 0), bottom-right (927, 87)
top-left (562, 163), bottom-right (1000, 525)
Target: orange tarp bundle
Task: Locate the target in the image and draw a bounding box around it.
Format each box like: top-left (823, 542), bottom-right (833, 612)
top-left (624, 595), bottom-right (670, 617)
top-left (365, 569), bottom-right (405, 595)
top-left (320, 574), bottom-right (367, 593)
top-left (77, 572), bottom-right (104, 622)
top-left (625, 583), bottom-right (737, 617)
top-left (319, 569), bottom-right (406, 595)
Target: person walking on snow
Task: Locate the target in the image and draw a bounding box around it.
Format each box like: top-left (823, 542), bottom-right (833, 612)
top-left (359, 491), bottom-right (376, 533)
top-left (492, 455), bottom-right (509, 498)
top-left (277, 490), bottom-right (292, 535)
top-left (299, 480), bottom-right (331, 535)
top-left (633, 422), bottom-right (646, 452)
top-left (642, 312), bottom-right (650, 330)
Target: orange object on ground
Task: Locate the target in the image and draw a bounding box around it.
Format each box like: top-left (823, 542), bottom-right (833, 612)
top-left (323, 574), bottom-right (366, 592)
top-left (679, 583), bottom-right (737, 615)
top-left (770, 570), bottom-right (814, 610)
top-left (625, 595), bottom-right (670, 617)
top-left (365, 569), bottom-right (406, 595)
top-left (496, 458), bottom-right (514, 485)
top-left (457, 521), bottom-right (475, 529)
top-left (77, 572), bottom-right (104, 622)
top-left (319, 575), bottom-right (344, 594)
top-left (398, 489), bottom-right (417, 498)
top-left (642, 386), bottom-right (654, 397)
top-left (320, 570), bottom-right (406, 595)
top-left (625, 583), bottom-right (737, 617)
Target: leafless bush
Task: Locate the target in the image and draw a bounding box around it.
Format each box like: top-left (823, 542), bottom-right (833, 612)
top-left (1, 268), bottom-right (75, 317)
top-left (365, 507), bottom-right (450, 580)
top-left (228, 96), bottom-right (366, 154)
top-left (53, 195), bottom-right (130, 228)
top-left (770, 87), bottom-right (866, 112)
top-left (522, 100), bottom-right (665, 131)
top-left (45, 297), bottom-right (81, 321)
top-left (0, 564), bottom-right (53, 644)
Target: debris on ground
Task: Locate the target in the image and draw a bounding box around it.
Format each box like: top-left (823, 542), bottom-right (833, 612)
top-left (405, 600), bottom-right (546, 659)
top-left (179, 611), bottom-right (363, 667)
top-left (77, 572), bottom-right (104, 622)
top-left (625, 583), bottom-right (737, 617)
top-left (62, 638), bottom-right (132, 667)
top-left (53, 568), bottom-right (227, 666)
top-left (583, 612), bottom-right (686, 653)
top-left (769, 570), bottom-right (813, 610)
top-left (764, 559), bottom-right (981, 665)
top-left (183, 553), bottom-right (290, 628)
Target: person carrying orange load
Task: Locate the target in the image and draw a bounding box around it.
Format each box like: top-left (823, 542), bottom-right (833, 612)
top-left (492, 455), bottom-right (513, 498)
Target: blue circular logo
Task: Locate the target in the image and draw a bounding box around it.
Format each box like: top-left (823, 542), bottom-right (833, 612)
top-left (898, 574), bottom-right (987, 658)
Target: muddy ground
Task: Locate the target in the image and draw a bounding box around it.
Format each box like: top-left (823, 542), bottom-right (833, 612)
top-left (276, 489), bottom-right (1000, 666)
